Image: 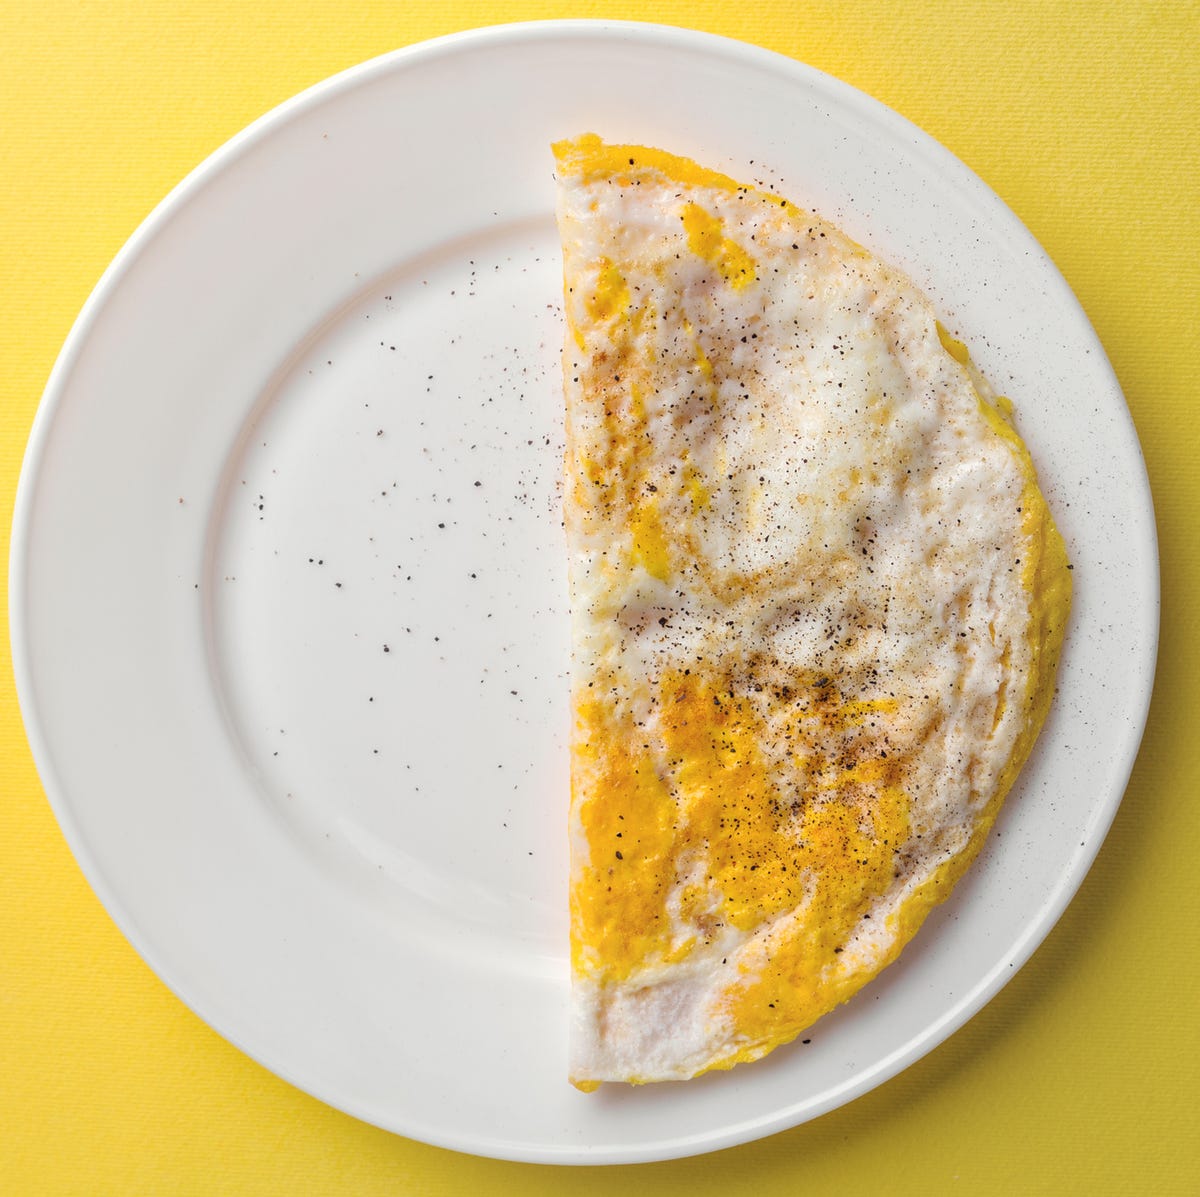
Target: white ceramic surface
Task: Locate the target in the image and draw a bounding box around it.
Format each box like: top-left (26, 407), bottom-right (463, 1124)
top-left (10, 21), bottom-right (1157, 1164)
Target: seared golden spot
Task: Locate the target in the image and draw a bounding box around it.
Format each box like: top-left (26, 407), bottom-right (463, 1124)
top-left (571, 696), bottom-right (678, 977)
top-left (572, 672), bottom-right (911, 989)
top-left (629, 500), bottom-right (671, 582)
top-left (935, 320), bottom-right (970, 365)
top-left (683, 461), bottom-right (711, 511)
top-left (682, 202), bottom-right (757, 289)
top-left (587, 259), bottom-right (631, 324)
top-left (553, 132), bottom-right (744, 192)
top-left (682, 316), bottom-right (716, 383)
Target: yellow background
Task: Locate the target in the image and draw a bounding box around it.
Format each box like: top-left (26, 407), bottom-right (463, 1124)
top-left (3, 1), bottom-right (1196, 1192)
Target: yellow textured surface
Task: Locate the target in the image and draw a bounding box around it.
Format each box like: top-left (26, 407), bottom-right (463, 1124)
top-left (2, 1), bottom-right (1196, 1192)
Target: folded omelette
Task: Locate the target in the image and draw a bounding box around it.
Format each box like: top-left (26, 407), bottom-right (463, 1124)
top-left (554, 134), bottom-right (1071, 1087)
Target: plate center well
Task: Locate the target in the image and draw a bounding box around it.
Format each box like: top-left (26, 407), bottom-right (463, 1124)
top-left (207, 218), bottom-right (570, 962)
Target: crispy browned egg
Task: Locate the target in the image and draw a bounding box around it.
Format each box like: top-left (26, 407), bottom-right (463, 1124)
top-left (554, 134), bottom-right (1071, 1087)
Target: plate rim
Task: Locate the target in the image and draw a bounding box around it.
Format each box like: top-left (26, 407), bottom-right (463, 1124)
top-left (9, 18), bottom-right (1160, 1165)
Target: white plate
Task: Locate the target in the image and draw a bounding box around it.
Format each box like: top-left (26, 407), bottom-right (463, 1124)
top-left (11, 21), bottom-right (1157, 1164)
